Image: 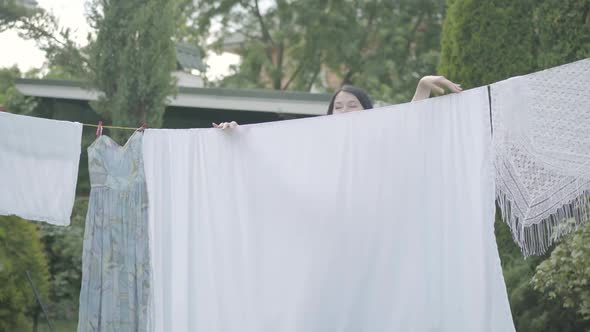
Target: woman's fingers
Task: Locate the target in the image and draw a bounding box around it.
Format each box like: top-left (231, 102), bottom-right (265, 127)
top-left (212, 122), bottom-right (238, 129)
top-left (445, 79), bottom-right (462, 92)
top-left (414, 75), bottom-right (462, 101)
top-left (436, 77), bottom-right (462, 93)
top-left (433, 85), bottom-right (445, 95)
top-left (447, 83), bottom-right (462, 93)
top-left (211, 121), bottom-right (240, 129)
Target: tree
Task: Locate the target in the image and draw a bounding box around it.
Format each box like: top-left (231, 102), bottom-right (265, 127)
top-left (185, 0), bottom-right (446, 103)
top-left (534, 0), bottom-right (590, 69)
top-left (325, 0), bottom-right (446, 103)
top-left (0, 0), bottom-right (91, 79)
top-left (0, 65), bottom-right (21, 105)
top-left (0, 0), bottom-right (40, 31)
top-left (86, 0), bottom-right (177, 142)
top-left (0, 66), bottom-right (38, 115)
top-left (438, 0), bottom-right (536, 88)
top-left (0, 216), bottom-right (50, 332)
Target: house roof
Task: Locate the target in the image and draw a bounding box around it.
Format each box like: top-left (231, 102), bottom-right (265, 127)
top-left (175, 42), bottom-right (206, 71)
top-left (18, 0), bottom-right (38, 8)
top-left (15, 78), bottom-right (332, 116)
top-left (219, 32), bottom-right (247, 54)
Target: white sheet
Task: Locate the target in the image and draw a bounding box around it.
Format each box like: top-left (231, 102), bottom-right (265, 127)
top-left (143, 87), bottom-right (514, 332)
top-left (0, 112), bottom-right (82, 226)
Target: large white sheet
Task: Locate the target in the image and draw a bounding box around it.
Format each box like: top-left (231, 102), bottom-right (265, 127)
top-left (143, 87), bottom-right (514, 332)
top-left (0, 112), bottom-right (82, 225)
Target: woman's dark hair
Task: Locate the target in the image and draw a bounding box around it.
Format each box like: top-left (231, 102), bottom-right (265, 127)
top-left (327, 85), bottom-right (373, 115)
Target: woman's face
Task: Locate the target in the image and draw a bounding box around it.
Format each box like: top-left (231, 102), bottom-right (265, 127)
top-left (332, 91), bottom-right (363, 114)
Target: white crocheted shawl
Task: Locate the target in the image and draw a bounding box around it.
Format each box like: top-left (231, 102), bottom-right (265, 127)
top-left (491, 58), bottom-right (590, 256)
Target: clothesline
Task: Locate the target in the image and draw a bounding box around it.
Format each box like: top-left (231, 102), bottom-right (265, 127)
top-left (4, 85), bottom-right (497, 134)
top-left (84, 121), bottom-right (147, 136)
top-left (80, 87), bottom-right (496, 135)
top-left (81, 86), bottom-right (495, 135)
top-left (83, 123), bottom-right (141, 131)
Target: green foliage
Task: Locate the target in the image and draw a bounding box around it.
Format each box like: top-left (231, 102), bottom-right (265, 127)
top-left (186, 0), bottom-right (445, 103)
top-left (0, 0), bottom-right (41, 32)
top-left (0, 66), bottom-right (38, 115)
top-left (534, 0), bottom-right (590, 69)
top-left (4, 86), bottom-right (38, 115)
top-left (38, 199), bottom-right (87, 322)
top-left (438, 0), bottom-right (536, 88)
top-left (0, 216), bottom-right (50, 332)
top-left (496, 216), bottom-right (590, 331)
top-left (329, 0), bottom-right (446, 104)
top-left (0, 65), bottom-right (20, 102)
top-left (87, 0), bottom-right (177, 142)
top-left (439, 0), bottom-right (590, 86)
top-left (175, 0), bottom-right (203, 47)
top-left (532, 222), bottom-right (590, 321)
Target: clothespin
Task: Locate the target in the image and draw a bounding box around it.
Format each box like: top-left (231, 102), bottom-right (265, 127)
top-left (96, 121), bottom-right (103, 137)
top-left (138, 122), bottom-right (148, 132)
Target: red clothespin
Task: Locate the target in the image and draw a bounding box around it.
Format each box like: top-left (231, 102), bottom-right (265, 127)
top-left (138, 122), bottom-right (148, 132)
top-left (96, 121), bottom-right (103, 137)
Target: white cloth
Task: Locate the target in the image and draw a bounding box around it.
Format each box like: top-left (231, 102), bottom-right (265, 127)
top-left (143, 87), bottom-right (514, 332)
top-left (0, 112), bottom-right (82, 225)
top-left (492, 58), bottom-right (590, 255)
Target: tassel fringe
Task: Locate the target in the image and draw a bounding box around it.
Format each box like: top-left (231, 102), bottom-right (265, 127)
top-left (497, 189), bottom-right (590, 257)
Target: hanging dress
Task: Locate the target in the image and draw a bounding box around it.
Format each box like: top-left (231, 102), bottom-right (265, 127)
top-left (78, 131), bottom-right (150, 332)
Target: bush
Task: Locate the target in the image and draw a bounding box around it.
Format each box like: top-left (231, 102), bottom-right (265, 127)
top-left (534, 0), bottom-right (590, 69)
top-left (533, 222), bottom-right (590, 322)
top-left (0, 216), bottom-right (50, 332)
top-left (438, 0), bottom-right (536, 88)
top-left (39, 198), bottom-right (87, 322)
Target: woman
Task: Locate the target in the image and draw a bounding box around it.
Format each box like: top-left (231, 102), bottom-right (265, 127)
top-left (213, 75), bottom-right (461, 128)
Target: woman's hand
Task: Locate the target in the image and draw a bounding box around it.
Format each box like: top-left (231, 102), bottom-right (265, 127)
top-left (412, 76), bottom-right (462, 101)
top-left (212, 121), bottom-right (239, 129)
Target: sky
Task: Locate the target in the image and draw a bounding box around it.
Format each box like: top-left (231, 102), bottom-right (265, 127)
top-left (0, 0), bottom-right (240, 80)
